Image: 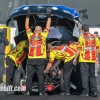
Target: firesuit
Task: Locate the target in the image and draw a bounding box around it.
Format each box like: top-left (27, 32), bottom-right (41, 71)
top-left (45, 41), bottom-right (78, 94)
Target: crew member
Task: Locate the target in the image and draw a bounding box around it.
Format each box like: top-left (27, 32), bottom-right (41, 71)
top-left (25, 8), bottom-right (51, 96)
top-left (73, 24), bottom-right (99, 97)
top-left (45, 40), bottom-right (78, 95)
top-left (5, 40), bottom-right (28, 94)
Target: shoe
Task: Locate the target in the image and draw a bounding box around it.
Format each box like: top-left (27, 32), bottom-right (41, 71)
top-left (60, 92), bottom-right (70, 96)
top-left (90, 92), bottom-right (97, 97)
top-left (39, 92), bottom-right (48, 96)
top-left (80, 93), bottom-right (89, 97)
top-left (24, 91), bottom-right (31, 96)
top-left (0, 82), bottom-right (5, 86)
top-left (5, 91), bottom-right (15, 95)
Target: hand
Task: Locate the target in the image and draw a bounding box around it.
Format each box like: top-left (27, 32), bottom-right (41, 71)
top-left (44, 70), bottom-right (48, 74)
top-left (26, 10), bottom-right (32, 17)
top-left (44, 62), bottom-right (52, 73)
top-left (96, 57), bottom-right (99, 64)
top-left (49, 66), bottom-right (56, 72)
top-left (73, 58), bottom-right (77, 65)
top-left (46, 7), bottom-right (51, 17)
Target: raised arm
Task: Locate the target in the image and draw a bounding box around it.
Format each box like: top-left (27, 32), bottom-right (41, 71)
top-left (25, 17), bottom-right (30, 29)
top-left (45, 7), bottom-right (51, 29)
top-left (25, 12), bottom-right (32, 32)
top-left (46, 17), bottom-right (51, 30)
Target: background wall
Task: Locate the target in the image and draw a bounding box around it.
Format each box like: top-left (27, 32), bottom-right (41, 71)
top-left (0, 0), bottom-right (100, 26)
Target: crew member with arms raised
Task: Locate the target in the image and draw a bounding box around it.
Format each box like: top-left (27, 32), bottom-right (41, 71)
top-left (25, 8), bottom-right (51, 96)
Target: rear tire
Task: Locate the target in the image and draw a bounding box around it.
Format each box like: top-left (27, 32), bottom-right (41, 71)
top-left (13, 70), bottom-right (23, 94)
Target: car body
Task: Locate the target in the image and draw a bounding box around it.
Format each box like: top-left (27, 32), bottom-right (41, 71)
top-left (6, 4), bottom-right (81, 44)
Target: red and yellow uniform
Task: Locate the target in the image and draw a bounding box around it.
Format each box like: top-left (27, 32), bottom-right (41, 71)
top-left (97, 38), bottom-right (100, 54)
top-left (8, 40), bottom-right (28, 66)
top-left (78, 33), bottom-right (99, 63)
top-left (26, 28), bottom-right (49, 59)
top-left (49, 43), bottom-right (77, 63)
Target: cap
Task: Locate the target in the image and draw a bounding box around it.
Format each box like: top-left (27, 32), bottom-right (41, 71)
top-left (81, 24), bottom-right (89, 32)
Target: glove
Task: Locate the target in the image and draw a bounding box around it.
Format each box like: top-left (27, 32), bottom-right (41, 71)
top-left (46, 7), bottom-right (51, 18)
top-left (26, 10), bottom-right (32, 18)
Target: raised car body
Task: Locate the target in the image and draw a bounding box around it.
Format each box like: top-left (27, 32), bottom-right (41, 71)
top-left (6, 4), bottom-right (81, 44)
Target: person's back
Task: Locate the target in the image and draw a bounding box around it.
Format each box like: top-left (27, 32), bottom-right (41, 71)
top-left (49, 42), bottom-right (77, 63)
top-left (25, 8), bottom-right (51, 96)
top-left (27, 28), bottom-right (48, 59)
top-left (78, 33), bottom-right (98, 63)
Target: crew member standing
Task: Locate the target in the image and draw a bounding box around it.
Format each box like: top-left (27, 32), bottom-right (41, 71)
top-left (25, 8), bottom-right (51, 96)
top-left (73, 24), bottom-right (99, 97)
top-left (0, 29), bottom-right (9, 85)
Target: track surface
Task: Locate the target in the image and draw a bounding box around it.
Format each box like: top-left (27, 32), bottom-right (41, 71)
top-left (0, 92), bottom-right (100, 100)
top-left (0, 75), bottom-right (100, 100)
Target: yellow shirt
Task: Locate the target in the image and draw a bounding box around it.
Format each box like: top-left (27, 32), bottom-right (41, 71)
top-left (97, 38), bottom-right (100, 54)
top-left (78, 33), bottom-right (99, 63)
top-left (8, 40), bottom-right (28, 66)
top-left (26, 28), bottom-right (49, 59)
top-left (49, 45), bottom-right (77, 63)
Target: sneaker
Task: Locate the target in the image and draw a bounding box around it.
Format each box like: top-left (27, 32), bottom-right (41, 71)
top-left (60, 92), bottom-right (70, 96)
top-left (0, 82), bottom-right (5, 86)
top-left (5, 91), bottom-right (15, 95)
top-left (80, 93), bottom-right (89, 97)
top-left (90, 92), bottom-right (97, 97)
top-left (24, 91), bottom-right (31, 96)
top-left (39, 92), bottom-right (48, 96)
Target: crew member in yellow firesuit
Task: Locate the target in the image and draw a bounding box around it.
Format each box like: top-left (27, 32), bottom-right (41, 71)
top-left (5, 40), bottom-right (28, 94)
top-left (73, 24), bottom-right (99, 97)
top-left (44, 40), bottom-right (78, 96)
top-left (25, 8), bottom-right (51, 96)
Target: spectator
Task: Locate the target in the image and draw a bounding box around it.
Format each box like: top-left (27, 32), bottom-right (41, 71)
top-left (0, 29), bottom-right (9, 85)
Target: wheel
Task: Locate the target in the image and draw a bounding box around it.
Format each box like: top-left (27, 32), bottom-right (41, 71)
top-left (13, 69), bottom-right (23, 94)
top-left (60, 72), bottom-right (63, 92)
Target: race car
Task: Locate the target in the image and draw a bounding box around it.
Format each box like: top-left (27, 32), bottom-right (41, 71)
top-left (6, 4), bottom-right (81, 94)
